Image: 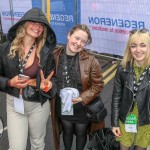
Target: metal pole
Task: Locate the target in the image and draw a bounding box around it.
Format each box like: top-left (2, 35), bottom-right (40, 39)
top-left (75, 0), bottom-right (78, 25)
top-left (41, 0), bottom-right (46, 14)
top-left (9, 0), bottom-right (14, 25)
top-left (46, 0), bottom-right (50, 23)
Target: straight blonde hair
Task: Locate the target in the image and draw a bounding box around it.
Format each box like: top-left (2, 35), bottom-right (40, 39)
top-left (121, 31), bottom-right (150, 68)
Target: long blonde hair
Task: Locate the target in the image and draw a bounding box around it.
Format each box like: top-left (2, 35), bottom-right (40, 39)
top-left (8, 22), bottom-right (47, 61)
top-left (121, 31), bottom-right (150, 68)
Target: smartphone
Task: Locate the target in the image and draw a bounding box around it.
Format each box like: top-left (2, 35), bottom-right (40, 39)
top-left (18, 74), bottom-right (30, 80)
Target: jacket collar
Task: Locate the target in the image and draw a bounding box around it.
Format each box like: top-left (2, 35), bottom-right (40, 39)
top-left (125, 62), bottom-right (150, 91)
top-left (123, 62), bottom-right (150, 75)
top-left (79, 49), bottom-right (91, 60)
top-left (40, 44), bottom-right (52, 68)
top-left (122, 62), bottom-right (133, 73)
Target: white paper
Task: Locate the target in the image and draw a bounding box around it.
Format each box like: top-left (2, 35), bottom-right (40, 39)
top-left (125, 124), bottom-right (137, 133)
top-left (14, 96), bottom-right (24, 114)
top-left (60, 87), bottom-right (79, 116)
top-left (62, 92), bottom-right (73, 112)
top-left (61, 90), bottom-right (73, 115)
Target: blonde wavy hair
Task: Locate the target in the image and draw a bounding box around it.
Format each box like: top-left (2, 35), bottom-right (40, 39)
top-left (8, 22), bottom-right (47, 61)
top-left (121, 31), bottom-right (150, 68)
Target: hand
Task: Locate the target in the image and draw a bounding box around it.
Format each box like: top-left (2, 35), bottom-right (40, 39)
top-left (40, 70), bottom-right (54, 92)
top-left (28, 79), bottom-right (36, 87)
top-left (72, 97), bottom-right (82, 104)
top-left (10, 75), bottom-right (30, 89)
top-left (112, 127), bottom-right (121, 137)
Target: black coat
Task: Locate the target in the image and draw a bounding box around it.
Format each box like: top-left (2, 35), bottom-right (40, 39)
top-left (111, 63), bottom-right (150, 127)
top-left (0, 8), bottom-right (57, 105)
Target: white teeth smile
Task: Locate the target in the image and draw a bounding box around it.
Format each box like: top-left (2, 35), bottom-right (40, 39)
top-left (74, 45), bottom-right (78, 49)
top-left (32, 30), bottom-right (38, 33)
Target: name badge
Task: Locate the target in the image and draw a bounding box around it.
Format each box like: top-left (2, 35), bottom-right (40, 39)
top-left (125, 114), bottom-right (137, 133)
top-left (14, 95), bottom-right (24, 114)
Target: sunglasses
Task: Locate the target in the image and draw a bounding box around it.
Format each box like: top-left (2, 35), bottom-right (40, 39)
top-left (130, 28), bottom-right (149, 35)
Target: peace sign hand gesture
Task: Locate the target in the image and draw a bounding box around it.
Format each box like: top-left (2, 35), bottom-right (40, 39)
top-left (40, 70), bottom-right (54, 93)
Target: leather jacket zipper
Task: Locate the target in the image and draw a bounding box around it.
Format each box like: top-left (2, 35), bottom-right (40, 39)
top-left (125, 85), bottom-right (138, 145)
top-left (125, 85), bottom-right (134, 116)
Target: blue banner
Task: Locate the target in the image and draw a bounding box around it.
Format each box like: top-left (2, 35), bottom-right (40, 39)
top-left (31, 0), bottom-right (42, 9)
top-left (31, 0), bottom-right (81, 44)
top-left (50, 0), bottom-right (77, 44)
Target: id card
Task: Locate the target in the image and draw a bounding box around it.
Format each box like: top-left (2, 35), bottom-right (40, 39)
top-left (125, 114), bottom-right (137, 133)
top-left (14, 95), bottom-right (24, 114)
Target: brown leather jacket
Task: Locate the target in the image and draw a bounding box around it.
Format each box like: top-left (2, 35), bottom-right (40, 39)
top-left (50, 46), bottom-right (104, 150)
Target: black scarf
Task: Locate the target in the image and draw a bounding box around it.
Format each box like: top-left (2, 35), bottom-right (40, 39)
top-left (57, 48), bottom-right (81, 93)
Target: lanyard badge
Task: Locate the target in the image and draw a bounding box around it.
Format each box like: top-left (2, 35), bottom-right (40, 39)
top-left (125, 114), bottom-right (137, 133)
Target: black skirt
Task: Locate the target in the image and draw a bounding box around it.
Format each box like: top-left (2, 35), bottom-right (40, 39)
top-left (56, 94), bottom-right (90, 124)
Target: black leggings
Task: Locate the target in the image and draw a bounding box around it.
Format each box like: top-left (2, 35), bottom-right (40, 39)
top-left (120, 143), bottom-right (146, 150)
top-left (61, 119), bottom-right (89, 150)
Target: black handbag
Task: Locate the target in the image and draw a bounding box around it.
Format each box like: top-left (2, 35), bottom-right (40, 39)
top-left (87, 128), bottom-right (120, 150)
top-left (86, 96), bottom-right (107, 122)
top-left (22, 85), bottom-right (39, 102)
